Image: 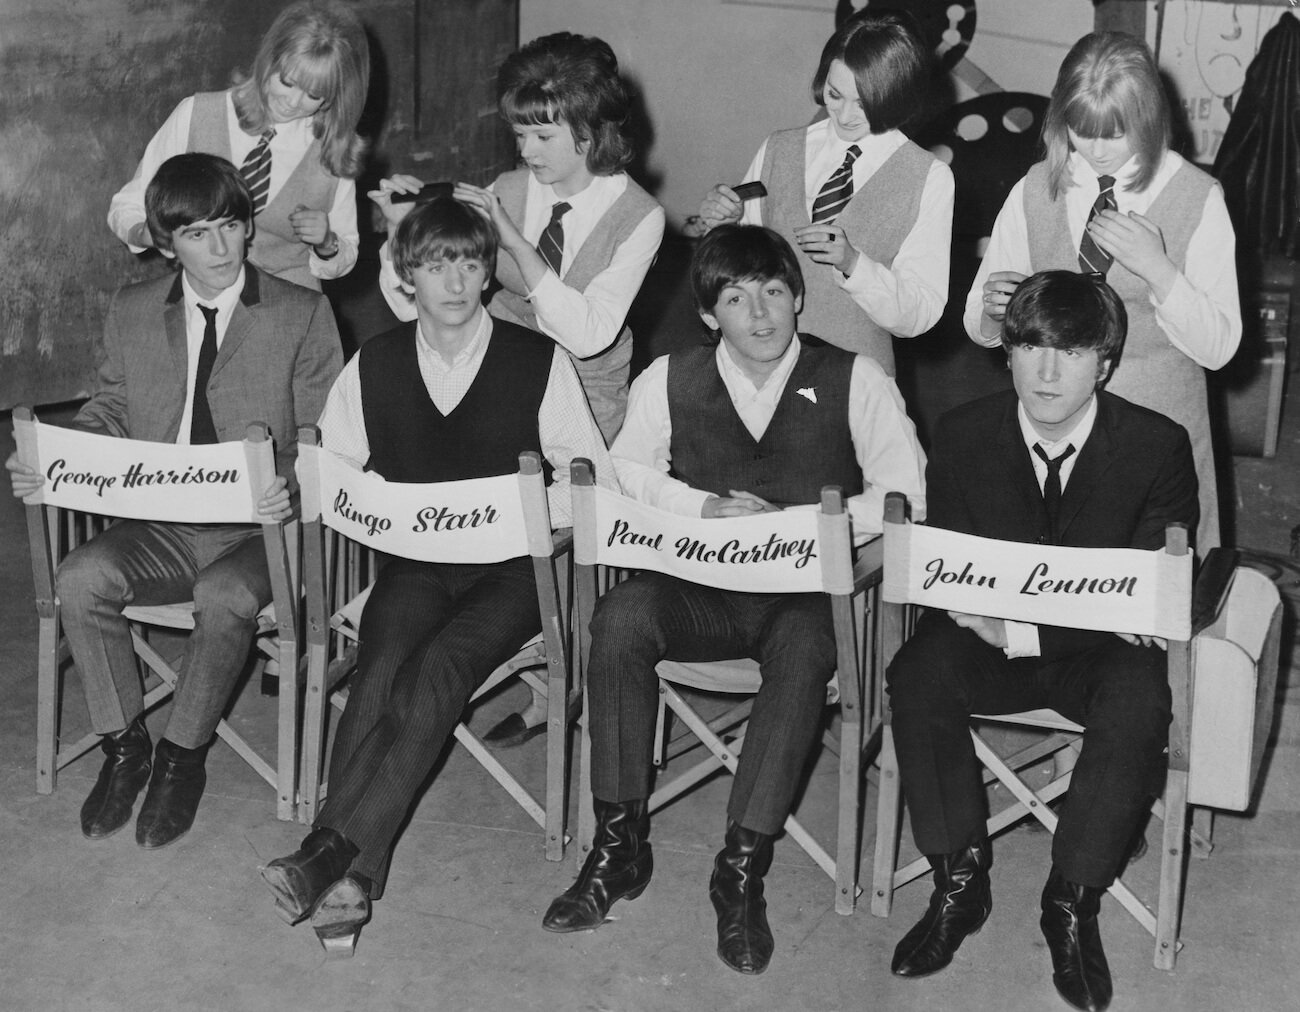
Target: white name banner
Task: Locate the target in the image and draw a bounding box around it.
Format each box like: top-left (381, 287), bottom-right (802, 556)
top-left (884, 524), bottom-right (1192, 641)
top-left (26, 422), bottom-right (259, 524)
top-left (587, 485), bottom-right (823, 594)
top-left (306, 444), bottom-right (530, 564)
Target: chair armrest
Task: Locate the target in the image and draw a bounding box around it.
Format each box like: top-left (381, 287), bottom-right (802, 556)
top-left (550, 527), bottom-right (574, 558)
top-left (850, 534), bottom-right (885, 593)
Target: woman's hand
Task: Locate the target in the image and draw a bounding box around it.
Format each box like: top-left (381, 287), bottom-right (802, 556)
top-left (981, 271), bottom-right (1027, 323)
top-left (289, 205), bottom-right (332, 248)
top-left (453, 182), bottom-right (527, 252)
top-left (1088, 210), bottom-right (1177, 301)
top-left (793, 222), bottom-right (861, 276)
top-left (367, 174), bottom-right (424, 231)
top-left (698, 184), bottom-right (744, 232)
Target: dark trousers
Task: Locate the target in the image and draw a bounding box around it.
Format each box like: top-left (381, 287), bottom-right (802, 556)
top-left (316, 556), bottom-right (540, 891)
top-left (887, 611), bottom-right (1171, 888)
top-left (56, 520), bottom-right (270, 748)
top-left (588, 573), bottom-right (836, 836)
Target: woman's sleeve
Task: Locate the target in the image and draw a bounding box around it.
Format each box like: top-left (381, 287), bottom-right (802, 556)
top-left (107, 96), bottom-right (195, 250)
top-left (525, 203), bottom-right (666, 358)
top-left (309, 175), bottom-right (360, 280)
top-left (1149, 183), bottom-right (1242, 370)
top-left (962, 176), bottom-right (1033, 346)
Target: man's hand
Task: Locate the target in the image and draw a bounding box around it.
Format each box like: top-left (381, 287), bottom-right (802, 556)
top-left (5, 449), bottom-right (43, 500)
top-left (367, 175), bottom-right (423, 230)
top-left (1115, 631), bottom-right (1167, 651)
top-left (947, 610), bottom-right (1008, 649)
top-left (701, 489), bottom-right (779, 518)
top-left (256, 475), bottom-right (292, 523)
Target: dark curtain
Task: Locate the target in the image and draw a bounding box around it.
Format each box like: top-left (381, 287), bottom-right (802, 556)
top-left (1213, 13), bottom-right (1300, 259)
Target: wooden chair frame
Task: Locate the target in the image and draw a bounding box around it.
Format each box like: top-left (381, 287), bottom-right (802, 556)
top-left (294, 429), bottom-right (577, 861)
top-left (870, 491), bottom-right (1258, 970)
top-left (16, 407), bottom-right (301, 821)
top-left (569, 459), bottom-right (885, 913)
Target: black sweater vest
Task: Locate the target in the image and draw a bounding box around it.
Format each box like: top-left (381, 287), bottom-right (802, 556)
top-left (666, 338), bottom-right (862, 507)
top-left (358, 320), bottom-right (553, 483)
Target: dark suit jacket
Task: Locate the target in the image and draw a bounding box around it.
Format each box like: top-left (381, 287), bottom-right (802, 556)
top-left (73, 266), bottom-right (342, 496)
top-left (925, 389), bottom-right (1199, 660)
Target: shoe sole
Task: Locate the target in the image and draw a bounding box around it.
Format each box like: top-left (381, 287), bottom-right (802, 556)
top-left (311, 878), bottom-right (370, 959)
top-left (260, 865), bottom-right (312, 925)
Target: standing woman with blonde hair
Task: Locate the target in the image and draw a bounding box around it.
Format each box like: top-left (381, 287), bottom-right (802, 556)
top-left (968, 31), bottom-right (1240, 550)
top-left (109, 0), bottom-right (370, 289)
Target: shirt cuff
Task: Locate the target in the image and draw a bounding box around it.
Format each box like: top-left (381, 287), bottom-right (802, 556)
top-left (1003, 619), bottom-right (1040, 658)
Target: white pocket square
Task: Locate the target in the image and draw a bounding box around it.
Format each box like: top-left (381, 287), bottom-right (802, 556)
top-left (796, 387), bottom-right (817, 404)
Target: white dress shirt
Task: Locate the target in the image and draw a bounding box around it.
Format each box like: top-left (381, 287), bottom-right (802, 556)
top-left (317, 309), bottom-right (614, 527)
top-left (176, 267), bottom-right (246, 444)
top-left (611, 336), bottom-right (927, 542)
top-left (379, 172), bottom-right (666, 358)
top-left (1001, 396), bottom-right (1099, 658)
top-left (739, 119), bottom-right (954, 338)
top-left (109, 93), bottom-right (359, 281)
top-left (965, 150), bottom-right (1241, 369)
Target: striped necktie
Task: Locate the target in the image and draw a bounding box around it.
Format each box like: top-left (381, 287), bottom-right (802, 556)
top-left (1078, 175), bottom-right (1117, 277)
top-left (240, 129), bottom-right (277, 216)
top-left (810, 144), bottom-right (861, 223)
top-left (537, 201), bottom-right (571, 275)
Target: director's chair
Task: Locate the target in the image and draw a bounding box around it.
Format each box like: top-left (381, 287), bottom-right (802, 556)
top-left (16, 407), bottom-right (302, 821)
top-left (294, 430), bottom-right (577, 860)
top-left (871, 492), bottom-right (1282, 969)
top-left (569, 459), bottom-right (885, 913)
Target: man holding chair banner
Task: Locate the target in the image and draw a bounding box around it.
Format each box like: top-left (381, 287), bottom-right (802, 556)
top-left (542, 224), bottom-right (926, 975)
top-left (885, 270), bottom-right (1198, 1012)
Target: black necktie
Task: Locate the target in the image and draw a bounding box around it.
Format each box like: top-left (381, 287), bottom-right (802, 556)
top-left (810, 144), bottom-right (861, 224)
top-left (1034, 443), bottom-right (1076, 539)
top-left (1078, 175), bottom-right (1117, 277)
top-left (191, 305), bottom-right (219, 445)
top-left (241, 128), bottom-right (276, 216)
top-left (537, 201), bottom-right (571, 275)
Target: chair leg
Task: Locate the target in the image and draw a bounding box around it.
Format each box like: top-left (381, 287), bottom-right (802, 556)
top-left (275, 635), bottom-right (299, 822)
top-left (871, 723), bottom-right (903, 917)
top-left (1190, 806), bottom-right (1214, 859)
top-left (36, 614), bottom-right (59, 795)
top-left (298, 639), bottom-right (330, 825)
top-left (576, 685), bottom-right (596, 866)
top-left (1154, 769), bottom-right (1190, 970)
top-left (835, 708), bottom-right (865, 915)
top-left (544, 654), bottom-right (569, 862)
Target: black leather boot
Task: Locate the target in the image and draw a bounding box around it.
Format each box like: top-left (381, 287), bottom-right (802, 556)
top-left (80, 715), bottom-right (152, 840)
top-left (1041, 869), bottom-right (1113, 1012)
top-left (261, 827), bottom-right (361, 925)
top-left (134, 738), bottom-right (208, 850)
top-left (542, 799), bottom-right (652, 932)
top-left (891, 838), bottom-right (992, 977)
top-left (709, 820), bottom-right (775, 975)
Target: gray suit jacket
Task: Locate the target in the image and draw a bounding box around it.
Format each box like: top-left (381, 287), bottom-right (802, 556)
top-left (74, 265), bottom-right (342, 496)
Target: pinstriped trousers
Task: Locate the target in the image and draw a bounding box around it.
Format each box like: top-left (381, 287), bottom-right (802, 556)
top-left (586, 572), bottom-right (836, 836)
top-left (316, 556), bottom-right (541, 892)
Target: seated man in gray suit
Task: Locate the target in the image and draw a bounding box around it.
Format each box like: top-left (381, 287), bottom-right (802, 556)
top-left (542, 224), bottom-right (927, 975)
top-left (6, 153), bottom-right (342, 849)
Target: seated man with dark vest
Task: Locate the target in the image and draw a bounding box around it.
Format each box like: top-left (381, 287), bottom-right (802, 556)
top-left (542, 224), bottom-right (927, 974)
top-left (259, 196), bottom-right (612, 955)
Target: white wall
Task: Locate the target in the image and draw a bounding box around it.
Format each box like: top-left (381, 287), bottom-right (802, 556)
top-left (520, 0), bottom-right (1095, 227)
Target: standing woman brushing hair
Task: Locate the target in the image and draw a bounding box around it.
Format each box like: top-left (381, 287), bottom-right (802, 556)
top-left (109, 0), bottom-right (369, 290)
top-left (375, 31), bottom-right (666, 444)
top-left (967, 31), bottom-right (1240, 550)
top-left (696, 8), bottom-right (953, 374)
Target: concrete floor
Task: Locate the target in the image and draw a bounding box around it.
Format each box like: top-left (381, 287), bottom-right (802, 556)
top-left (3, 267), bottom-right (1300, 1010)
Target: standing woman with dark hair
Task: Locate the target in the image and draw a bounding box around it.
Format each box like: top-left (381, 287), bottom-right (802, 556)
top-left (697, 8), bottom-right (953, 374)
top-left (375, 31), bottom-right (666, 444)
top-left (109, 0), bottom-right (370, 290)
top-left (967, 31), bottom-right (1241, 551)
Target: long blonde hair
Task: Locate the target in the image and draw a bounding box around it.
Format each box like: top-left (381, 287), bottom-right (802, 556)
top-left (231, 1), bottom-right (369, 179)
top-left (1042, 32), bottom-right (1171, 200)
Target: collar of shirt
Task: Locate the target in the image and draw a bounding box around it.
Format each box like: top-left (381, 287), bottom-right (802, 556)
top-left (714, 335), bottom-right (802, 441)
top-left (1017, 394), bottom-right (1098, 492)
top-left (181, 267), bottom-right (245, 347)
top-left (224, 90), bottom-right (315, 163)
top-left (522, 171), bottom-right (628, 248)
top-left (414, 307), bottom-right (493, 413)
top-left (805, 118), bottom-right (906, 196)
top-left (1066, 148), bottom-right (1180, 220)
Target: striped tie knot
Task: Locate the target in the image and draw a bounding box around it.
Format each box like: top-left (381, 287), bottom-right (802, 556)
top-left (1077, 174), bottom-right (1118, 277)
top-left (240, 129), bottom-right (277, 216)
top-left (537, 201), bottom-right (571, 276)
top-left (810, 144), bottom-right (861, 224)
